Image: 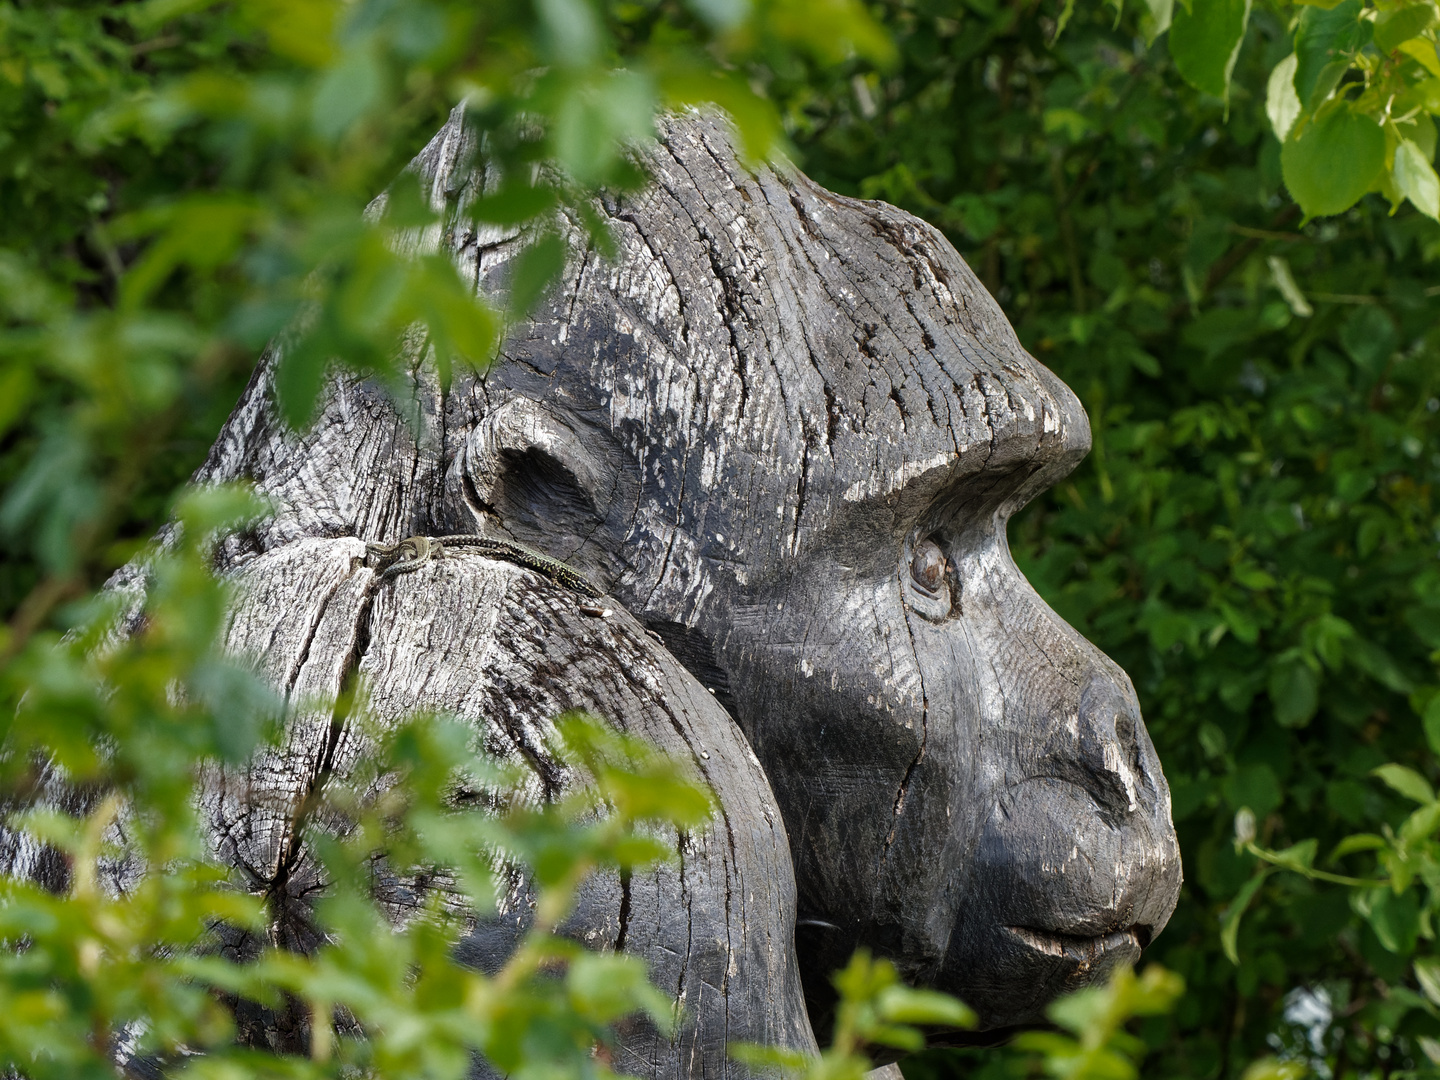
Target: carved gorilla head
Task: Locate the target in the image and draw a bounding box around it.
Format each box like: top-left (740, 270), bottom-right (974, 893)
top-left (410, 111), bottom-right (1181, 1030)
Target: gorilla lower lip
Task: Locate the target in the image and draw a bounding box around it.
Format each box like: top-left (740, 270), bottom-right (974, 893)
top-left (1004, 924), bottom-right (1144, 960)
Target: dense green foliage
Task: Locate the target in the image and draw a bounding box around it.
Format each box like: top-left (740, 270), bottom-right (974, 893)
top-left (3, 0), bottom-right (1440, 1077)
top-left (779, 0), bottom-right (1440, 1075)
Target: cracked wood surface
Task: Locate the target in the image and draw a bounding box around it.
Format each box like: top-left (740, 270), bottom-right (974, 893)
top-left (5, 106), bottom-right (1182, 1071)
top-left (211, 539), bottom-right (812, 1072)
top-left (192, 109), bottom-right (1177, 1034)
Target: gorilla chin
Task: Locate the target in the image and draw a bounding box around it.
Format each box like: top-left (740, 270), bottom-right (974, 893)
top-left (940, 776), bottom-right (1181, 1031)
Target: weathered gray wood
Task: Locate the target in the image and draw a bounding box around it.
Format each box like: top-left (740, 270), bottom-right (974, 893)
top-left (197, 537), bottom-right (812, 1071)
top-left (26, 105), bottom-right (1184, 1073)
top-left (195, 108), bottom-right (1178, 1037)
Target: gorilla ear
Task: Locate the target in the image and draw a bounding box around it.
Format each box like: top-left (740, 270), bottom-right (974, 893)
top-left (454, 400), bottom-right (636, 587)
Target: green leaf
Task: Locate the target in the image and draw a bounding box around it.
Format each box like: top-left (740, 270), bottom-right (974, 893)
top-left (1307, 59), bottom-right (1351, 111)
top-left (1330, 833), bottom-right (1387, 859)
top-left (1365, 886), bottom-right (1421, 953)
top-left (1398, 800), bottom-right (1440, 844)
top-left (1307, 613), bottom-right (1357, 669)
top-left (0, 364), bottom-right (34, 441)
top-left (550, 69), bottom-right (657, 186)
top-left (1223, 764), bottom-right (1283, 817)
top-left (1294, 0), bottom-right (1368, 106)
top-left (1169, 0), bottom-right (1253, 100)
top-left (536, 0), bottom-right (602, 66)
top-left (1046, 984), bottom-right (1110, 1034)
top-left (727, 1042), bottom-right (811, 1072)
top-left (1339, 304), bottom-right (1399, 372)
top-left (1054, 0), bottom-right (1078, 40)
top-left (1233, 562), bottom-right (1277, 589)
top-left (1373, 763), bottom-right (1436, 804)
top-left (568, 952), bottom-right (673, 1028)
top-left (1374, 3), bottom-right (1439, 54)
top-left (1424, 695), bottom-right (1440, 755)
top-left (876, 985), bottom-right (977, 1028)
top-left (1218, 600), bottom-right (1261, 643)
top-left (133, 0), bottom-right (227, 27)
top-left (311, 45), bottom-right (386, 142)
top-left (1268, 659), bottom-right (1319, 728)
top-left (1394, 137), bottom-right (1440, 220)
top-left (865, 1022), bottom-right (926, 1051)
top-left (1282, 101), bottom-right (1385, 218)
top-left (469, 183), bottom-right (560, 227)
top-left (508, 233), bottom-right (569, 318)
top-left (1044, 108), bottom-right (1093, 142)
top-left (1266, 53), bottom-right (1302, 141)
top-left (273, 339), bottom-right (332, 428)
top-left (1415, 957), bottom-right (1440, 1006)
top-left (688, 0), bottom-right (751, 31)
top-left (1350, 637), bottom-right (1414, 693)
top-left (1404, 606), bottom-right (1440, 648)
top-left (1399, 38), bottom-right (1440, 76)
top-left (1406, 111), bottom-right (1438, 162)
top-left (1221, 870), bottom-right (1271, 964)
top-left (1142, 0), bottom-right (1175, 42)
top-left (1267, 837), bottom-right (1319, 872)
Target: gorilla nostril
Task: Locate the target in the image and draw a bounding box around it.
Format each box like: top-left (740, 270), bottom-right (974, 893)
top-left (1070, 677), bottom-right (1157, 816)
top-left (1113, 711), bottom-right (1146, 782)
top-left (1113, 712), bottom-right (1135, 747)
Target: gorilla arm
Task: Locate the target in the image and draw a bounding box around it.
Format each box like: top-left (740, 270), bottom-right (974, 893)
top-left (204, 540), bottom-right (815, 1077)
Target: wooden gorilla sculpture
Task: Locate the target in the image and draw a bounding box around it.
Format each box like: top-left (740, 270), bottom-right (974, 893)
top-left (152, 108), bottom-right (1182, 1067)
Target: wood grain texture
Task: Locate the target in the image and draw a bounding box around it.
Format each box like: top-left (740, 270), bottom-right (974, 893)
top-left (184, 108), bottom-right (1178, 1035)
top-left (199, 538), bottom-right (815, 1072)
top-left (8, 107), bottom-right (1183, 1073)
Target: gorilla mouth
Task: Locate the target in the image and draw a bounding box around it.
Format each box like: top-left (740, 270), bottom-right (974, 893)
top-left (921, 924), bottom-right (1157, 1046)
top-left (1003, 923), bottom-right (1151, 962)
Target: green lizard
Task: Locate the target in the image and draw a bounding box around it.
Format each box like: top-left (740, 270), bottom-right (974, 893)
top-left (364, 534), bottom-right (604, 599)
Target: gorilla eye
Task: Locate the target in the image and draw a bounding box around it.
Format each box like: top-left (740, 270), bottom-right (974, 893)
top-left (910, 539), bottom-right (946, 595)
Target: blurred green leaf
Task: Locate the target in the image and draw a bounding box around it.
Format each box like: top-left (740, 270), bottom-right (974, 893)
top-left (1221, 871), bottom-right (1271, 965)
top-left (1374, 2), bottom-right (1438, 53)
top-left (1141, 0), bottom-right (1174, 43)
top-left (1282, 100), bottom-right (1386, 218)
top-left (508, 232), bottom-right (569, 318)
top-left (1268, 658), bottom-right (1319, 727)
top-left (1349, 637), bottom-right (1414, 693)
top-left (1395, 137), bottom-right (1440, 220)
top-left (1361, 884), bottom-right (1422, 952)
top-left (1265, 54), bottom-right (1302, 141)
top-left (1372, 763), bottom-right (1436, 804)
top-left (1169, 0), bottom-right (1252, 100)
top-left (1239, 1058), bottom-right (1307, 1080)
top-left (876, 985), bottom-right (976, 1028)
top-left (1293, 0), bottom-right (1369, 105)
top-left (469, 183), bottom-right (560, 226)
top-left (1416, 956), bottom-right (1440, 1005)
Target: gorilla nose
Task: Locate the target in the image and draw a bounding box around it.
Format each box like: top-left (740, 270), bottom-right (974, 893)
top-left (936, 675), bottom-right (1180, 1027)
top-left (940, 767), bottom-right (1181, 1027)
top-left (1055, 676), bottom-right (1160, 822)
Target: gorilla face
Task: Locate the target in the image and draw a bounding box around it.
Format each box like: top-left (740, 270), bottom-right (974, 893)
top-left (709, 499), bottom-right (1177, 1031)
top-left (441, 109), bottom-right (1180, 1034)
